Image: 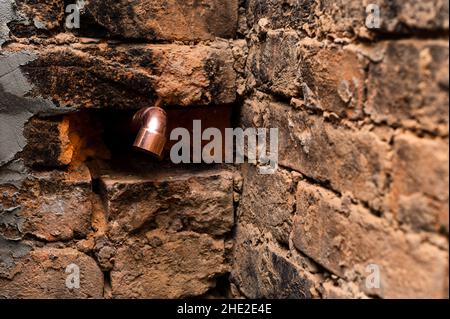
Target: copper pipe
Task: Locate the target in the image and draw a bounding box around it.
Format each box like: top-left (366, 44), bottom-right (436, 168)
top-left (132, 103), bottom-right (168, 158)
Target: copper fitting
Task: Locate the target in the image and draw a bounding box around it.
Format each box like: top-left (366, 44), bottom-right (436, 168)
top-left (132, 106), bottom-right (168, 158)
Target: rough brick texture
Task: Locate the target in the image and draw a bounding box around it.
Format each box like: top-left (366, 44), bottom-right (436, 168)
top-left (1, 166), bottom-right (92, 242)
top-left (366, 40), bottom-right (449, 135)
top-left (98, 166), bottom-right (235, 298)
top-left (14, 41), bottom-right (236, 109)
top-left (100, 167), bottom-right (235, 238)
top-left (111, 231), bottom-right (229, 298)
top-left (241, 96), bottom-right (390, 208)
top-left (0, 247), bottom-right (103, 298)
top-left (86, 0), bottom-right (239, 41)
top-left (232, 0), bottom-right (449, 300)
top-left (293, 181), bottom-right (448, 298)
top-left (389, 133), bottom-right (449, 233)
top-left (232, 223), bottom-right (314, 299)
top-left (1, 0), bottom-right (449, 300)
top-left (242, 0), bottom-right (449, 38)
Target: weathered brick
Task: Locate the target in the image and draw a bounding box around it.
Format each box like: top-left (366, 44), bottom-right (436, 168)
top-left (389, 133), bottom-right (449, 233)
top-left (316, 0), bottom-right (369, 38)
top-left (22, 117), bottom-right (73, 168)
top-left (241, 96), bottom-right (390, 207)
top-left (15, 41), bottom-right (236, 109)
top-left (86, 0), bottom-right (239, 41)
top-left (0, 247), bottom-right (103, 299)
top-left (238, 164), bottom-right (297, 245)
top-left (244, 0), bottom-right (317, 36)
top-left (247, 30), bottom-right (301, 98)
top-left (298, 40), bottom-right (366, 118)
top-left (0, 165), bottom-right (92, 242)
top-left (248, 34), bottom-right (366, 118)
top-left (293, 180), bottom-right (449, 298)
top-left (3, 0), bottom-right (239, 41)
top-left (111, 230), bottom-right (229, 298)
top-left (245, 0), bottom-right (449, 38)
top-left (231, 223), bottom-right (313, 299)
top-left (97, 166), bottom-right (235, 298)
top-left (100, 166), bottom-right (234, 238)
top-left (366, 40), bottom-right (449, 135)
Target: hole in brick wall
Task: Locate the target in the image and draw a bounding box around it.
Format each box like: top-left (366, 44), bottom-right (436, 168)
top-left (64, 105), bottom-right (236, 173)
top-left (90, 109), bottom-right (147, 162)
top-left (20, 104), bottom-right (237, 194)
top-left (64, 110), bottom-right (113, 169)
top-left (65, 109), bottom-right (161, 176)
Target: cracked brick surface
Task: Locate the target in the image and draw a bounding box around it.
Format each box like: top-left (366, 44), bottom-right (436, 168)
top-left (1, 0), bottom-right (449, 299)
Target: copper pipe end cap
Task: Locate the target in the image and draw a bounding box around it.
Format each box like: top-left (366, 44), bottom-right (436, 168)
top-left (134, 128), bottom-right (167, 158)
top-left (133, 107), bottom-right (168, 158)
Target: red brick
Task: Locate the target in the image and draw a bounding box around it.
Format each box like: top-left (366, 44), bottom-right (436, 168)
top-left (366, 40), bottom-right (449, 135)
top-left (86, 0), bottom-right (239, 41)
top-left (111, 230), bottom-right (229, 298)
top-left (0, 248), bottom-right (103, 298)
top-left (100, 166), bottom-right (235, 238)
top-left (18, 41), bottom-right (236, 109)
top-left (293, 180), bottom-right (448, 298)
top-left (0, 166), bottom-right (92, 242)
top-left (241, 96), bottom-right (390, 208)
top-left (389, 133), bottom-right (449, 233)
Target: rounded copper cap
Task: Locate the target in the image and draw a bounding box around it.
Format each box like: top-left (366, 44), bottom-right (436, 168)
top-left (133, 107), bottom-right (167, 158)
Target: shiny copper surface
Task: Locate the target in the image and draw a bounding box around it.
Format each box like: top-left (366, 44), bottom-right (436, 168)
top-left (132, 106), bottom-right (168, 158)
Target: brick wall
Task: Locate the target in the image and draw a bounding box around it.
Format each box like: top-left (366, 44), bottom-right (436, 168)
top-left (0, 0), bottom-right (448, 299)
top-left (232, 0), bottom-right (449, 299)
top-left (1, 0), bottom-right (239, 299)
